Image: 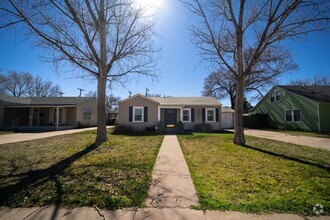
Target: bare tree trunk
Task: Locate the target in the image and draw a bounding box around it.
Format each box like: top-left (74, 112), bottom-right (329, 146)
top-left (96, 76), bottom-right (108, 145)
top-left (233, 76), bottom-right (245, 145)
top-left (95, 0), bottom-right (108, 145)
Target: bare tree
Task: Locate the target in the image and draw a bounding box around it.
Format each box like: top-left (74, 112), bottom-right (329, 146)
top-left (106, 94), bottom-right (121, 110)
top-left (181, 0), bottom-right (330, 145)
top-left (290, 74), bottom-right (330, 86)
top-left (0, 0), bottom-right (159, 145)
top-left (203, 63), bottom-right (291, 109)
top-left (0, 71), bottom-right (33, 97)
top-left (148, 93), bottom-right (162, 97)
top-left (0, 71), bottom-right (62, 97)
top-left (28, 76), bottom-right (62, 97)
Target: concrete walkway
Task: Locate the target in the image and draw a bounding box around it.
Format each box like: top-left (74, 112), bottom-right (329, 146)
top-left (227, 129), bottom-right (330, 151)
top-left (1, 206), bottom-right (328, 220)
top-left (145, 135), bottom-right (199, 208)
top-left (0, 126), bottom-right (114, 145)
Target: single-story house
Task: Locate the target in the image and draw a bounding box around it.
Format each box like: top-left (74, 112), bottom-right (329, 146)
top-left (0, 95), bottom-right (97, 131)
top-left (251, 86), bottom-right (330, 132)
top-left (221, 106), bottom-right (235, 129)
top-left (118, 94), bottom-right (222, 131)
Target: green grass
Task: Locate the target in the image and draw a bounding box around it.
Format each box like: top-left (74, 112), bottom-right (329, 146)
top-left (178, 133), bottom-right (330, 215)
top-left (267, 129), bottom-right (330, 139)
top-left (0, 129), bottom-right (163, 209)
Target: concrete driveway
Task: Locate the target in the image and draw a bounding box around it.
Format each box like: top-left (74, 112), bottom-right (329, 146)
top-left (227, 129), bottom-right (330, 151)
top-left (0, 126), bottom-right (114, 145)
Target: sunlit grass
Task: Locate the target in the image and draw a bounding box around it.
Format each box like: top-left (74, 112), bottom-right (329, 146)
top-left (178, 133), bottom-right (330, 215)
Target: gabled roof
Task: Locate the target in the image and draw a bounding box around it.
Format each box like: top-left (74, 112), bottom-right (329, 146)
top-left (279, 86), bottom-right (330, 103)
top-left (149, 96), bottom-right (221, 106)
top-left (118, 93), bottom-right (160, 104)
top-left (0, 95), bottom-right (95, 106)
top-left (119, 94), bottom-right (222, 106)
top-left (221, 106), bottom-right (235, 113)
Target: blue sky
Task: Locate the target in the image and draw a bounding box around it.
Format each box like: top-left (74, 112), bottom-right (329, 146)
top-left (0, 0), bottom-right (329, 106)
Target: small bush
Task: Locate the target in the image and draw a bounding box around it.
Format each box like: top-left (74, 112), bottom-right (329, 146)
top-left (156, 121), bottom-right (166, 134)
top-left (113, 124), bottom-right (134, 134)
top-left (194, 123), bottom-right (213, 132)
top-left (176, 121), bottom-right (185, 134)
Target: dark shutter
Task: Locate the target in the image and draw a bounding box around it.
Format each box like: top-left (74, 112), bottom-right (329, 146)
top-left (191, 108), bottom-right (195, 122)
top-left (202, 108), bottom-right (205, 122)
top-left (129, 106), bottom-right (133, 122)
top-left (216, 108), bottom-right (219, 122)
top-left (144, 106), bottom-right (148, 122)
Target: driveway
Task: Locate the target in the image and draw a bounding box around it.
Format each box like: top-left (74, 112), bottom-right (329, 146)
top-left (0, 126), bottom-right (114, 145)
top-left (227, 129), bottom-right (330, 151)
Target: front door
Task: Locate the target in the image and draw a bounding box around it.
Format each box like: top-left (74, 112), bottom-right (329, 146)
top-left (165, 109), bottom-right (177, 127)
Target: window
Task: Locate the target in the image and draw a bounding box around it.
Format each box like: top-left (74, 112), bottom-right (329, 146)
top-left (271, 91), bottom-right (281, 102)
top-left (286, 110), bottom-right (301, 122)
top-left (83, 108), bottom-right (92, 120)
top-left (182, 109), bottom-right (191, 122)
top-left (206, 108), bottom-right (215, 122)
top-left (293, 110), bottom-right (301, 122)
top-left (285, 110), bottom-right (292, 122)
top-left (133, 107), bottom-right (143, 122)
top-left (83, 113), bottom-right (91, 120)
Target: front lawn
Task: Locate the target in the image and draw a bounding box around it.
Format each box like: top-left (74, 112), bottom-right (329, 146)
top-left (0, 129), bottom-right (163, 209)
top-left (178, 133), bottom-right (330, 215)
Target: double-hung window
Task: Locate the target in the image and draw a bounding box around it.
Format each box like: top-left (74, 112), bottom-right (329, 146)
top-left (271, 91), bottom-right (281, 102)
top-left (206, 108), bottom-right (215, 122)
top-left (285, 109), bottom-right (301, 122)
top-left (133, 107), bottom-right (143, 122)
top-left (182, 109), bottom-right (191, 122)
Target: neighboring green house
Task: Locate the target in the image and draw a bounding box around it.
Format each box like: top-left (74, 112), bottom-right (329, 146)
top-left (251, 86), bottom-right (330, 132)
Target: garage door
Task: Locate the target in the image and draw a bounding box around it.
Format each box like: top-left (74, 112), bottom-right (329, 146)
top-left (221, 113), bottom-right (233, 129)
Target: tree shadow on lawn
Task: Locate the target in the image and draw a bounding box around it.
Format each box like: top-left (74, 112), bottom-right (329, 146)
top-left (242, 144), bottom-right (330, 171)
top-left (0, 143), bottom-right (99, 220)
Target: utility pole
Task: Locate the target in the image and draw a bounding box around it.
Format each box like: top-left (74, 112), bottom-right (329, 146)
top-left (77, 88), bottom-right (85, 97)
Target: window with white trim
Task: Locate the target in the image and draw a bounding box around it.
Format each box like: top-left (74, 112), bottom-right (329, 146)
top-left (285, 109), bottom-right (301, 122)
top-left (133, 107), bottom-right (144, 122)
top-left (206, 108), bottom-right (215, 122)
top-left (271, 91), bottom-right (281, 102)
top-left (182, 109), bottom-right (191, 122)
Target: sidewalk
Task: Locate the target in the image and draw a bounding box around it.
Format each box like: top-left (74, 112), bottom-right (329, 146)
top-left (0, 126), bottom-right (114, 145)
top-left (1, 206), bottom-right (328, 220)
top-left (144, 135), bottom-right (199, 208)
top-left (227, 129), bottom-right (330, 151)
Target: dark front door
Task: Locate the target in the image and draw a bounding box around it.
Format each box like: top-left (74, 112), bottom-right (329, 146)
top-left (165, 109), bottom-right (177, 127)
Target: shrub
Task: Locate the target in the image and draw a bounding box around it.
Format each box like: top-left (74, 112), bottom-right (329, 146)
top-left (112, 124), bottom-right (134, 134)
top-left (194, 123), bottom-right (213, 132)
top-left (156, 121), bottom-right (166, 134)
top-left (176, 121), bottom-right (185, 134)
